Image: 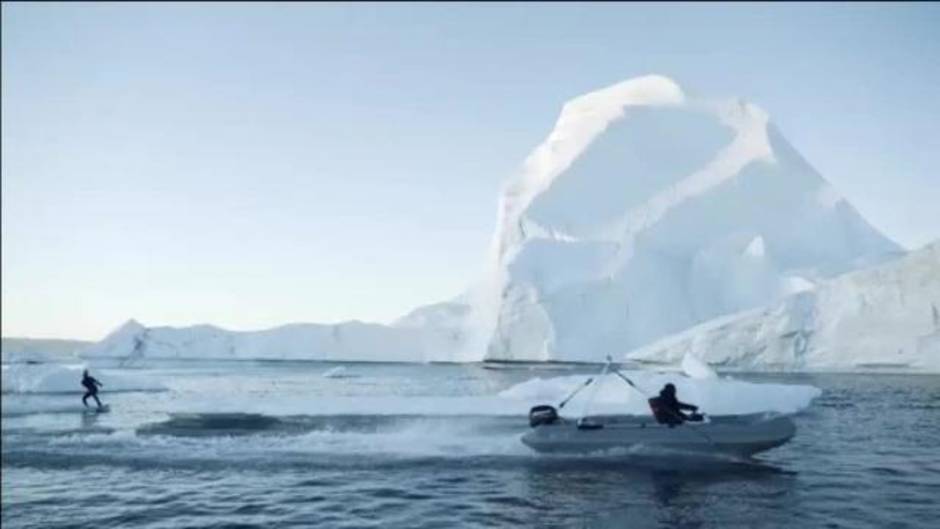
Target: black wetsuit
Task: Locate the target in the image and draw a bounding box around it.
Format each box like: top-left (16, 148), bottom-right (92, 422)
top-left (648, 390), bottom-right (698, 427)
top-left (82, 375), bottom-right (103, 408)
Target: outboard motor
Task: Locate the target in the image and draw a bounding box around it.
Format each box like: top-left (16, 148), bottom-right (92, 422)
top-left (529, 405), bottom-right (558, 427)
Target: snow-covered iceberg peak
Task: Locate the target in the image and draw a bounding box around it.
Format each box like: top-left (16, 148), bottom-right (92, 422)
top-left (494, 74), bottom-right (687, 260)
top-left (484, 74), bottom-right (901, 362)
top-left (86, 319), bottom-right (147, 358)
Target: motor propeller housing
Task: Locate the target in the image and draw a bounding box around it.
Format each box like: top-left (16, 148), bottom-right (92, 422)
top-left (528, 405), bottom-right (559, 427)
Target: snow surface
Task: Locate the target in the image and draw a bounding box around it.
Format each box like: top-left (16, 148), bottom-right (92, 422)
top-left (1, 364), bottom-right (166, 394)
top-left (482, 74), bottom-right (901, 362)
top-left (626, 242), bottom-right (940, 372)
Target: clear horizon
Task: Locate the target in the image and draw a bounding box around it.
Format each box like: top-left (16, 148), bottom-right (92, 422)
top-left (3, 2), bottom-right (939, 340)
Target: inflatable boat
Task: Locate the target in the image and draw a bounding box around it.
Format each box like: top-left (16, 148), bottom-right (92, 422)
top-left (522, 409), bottom-right (796, 457)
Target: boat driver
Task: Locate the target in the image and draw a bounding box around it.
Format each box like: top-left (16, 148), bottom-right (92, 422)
top-left (648, 383), bottom-right (700, 427)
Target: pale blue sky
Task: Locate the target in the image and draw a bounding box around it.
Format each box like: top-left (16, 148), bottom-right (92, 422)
top-left (3, 2), bottom-right (939, 339)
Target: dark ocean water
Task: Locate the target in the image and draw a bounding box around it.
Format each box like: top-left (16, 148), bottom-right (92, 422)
top-left (2, 362), bottom-right (938, 528)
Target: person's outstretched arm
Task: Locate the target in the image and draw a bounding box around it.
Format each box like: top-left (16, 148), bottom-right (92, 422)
top-left (677, 400), bottom-right (697, 411)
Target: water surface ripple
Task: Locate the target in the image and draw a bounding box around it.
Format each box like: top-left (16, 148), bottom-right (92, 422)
top-left (3, 363), bottom-right (938, 528)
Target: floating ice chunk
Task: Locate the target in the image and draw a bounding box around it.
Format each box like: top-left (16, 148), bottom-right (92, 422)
top-left (322, 366), bottom-right (346, 378)
top-left (1, 364), bottom-right (166, 394)
top-left (744, 236), bottom-right (766, 259)
top-left (499, 371), bottom-right (820, 417)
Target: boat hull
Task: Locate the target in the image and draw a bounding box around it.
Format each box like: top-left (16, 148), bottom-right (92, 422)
top-left (521, 413), bottom-right (796, 457)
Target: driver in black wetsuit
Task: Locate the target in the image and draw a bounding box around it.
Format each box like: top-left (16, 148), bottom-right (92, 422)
top-left (648, 383), bottom-right (700, 427)
top-left (81, 369), bottom-right (104, 409)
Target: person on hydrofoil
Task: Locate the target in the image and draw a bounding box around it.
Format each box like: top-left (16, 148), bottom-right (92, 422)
top-left (648, 383), bottom-right (700, 427)
top-left (81, 369), bottom-right (104, 409)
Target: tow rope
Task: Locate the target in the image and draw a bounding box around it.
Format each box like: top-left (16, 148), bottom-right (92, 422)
top-left (605, 355), bottom-right (716, 445)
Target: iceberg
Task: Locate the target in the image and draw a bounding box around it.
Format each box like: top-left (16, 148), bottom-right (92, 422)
top-left (79, 299), bottom-right (476, 363)
top-left (626, 242), bottom-right (940, 372)
top-left (482, 74), bottom-right (901, 362)
top-left (81, 319), bottom-right (428, 363)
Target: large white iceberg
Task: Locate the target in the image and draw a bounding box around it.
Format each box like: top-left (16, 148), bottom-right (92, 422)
top-left (482, 74), bottom-right (900, 362)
